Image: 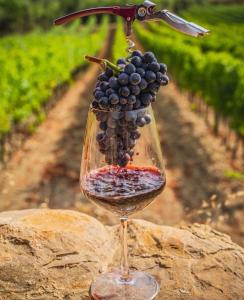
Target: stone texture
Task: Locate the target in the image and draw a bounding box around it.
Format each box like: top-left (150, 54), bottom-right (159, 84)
top-left (0, 209), bottom-right (243, 300)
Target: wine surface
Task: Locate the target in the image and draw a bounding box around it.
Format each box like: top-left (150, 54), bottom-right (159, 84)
top-left (82, 165), bottom-right (166, 215)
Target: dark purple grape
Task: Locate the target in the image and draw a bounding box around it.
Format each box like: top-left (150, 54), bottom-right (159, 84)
top-left (132, 50), bottom-right (143, 57)
top-left (124, 63), bottom-right (136, 75)
top-left (98, 73), bottom-right (109, 82)
top-left (139, 78), bottom-right (148, 90)
top-left (130, 85), bottom-right (141, 96)
top-left (145, 71), bottom-right (156, 83)
top-left (161, 75), bottom-right (169, 86)
top-left (141, 93), bottom-right (153, 106)
top-left (143, 52), bottom-right (155, 63)
top-left (159, 63), bottom-right (167, 74)
top-left (100, 81), bottom-right (109, 92)
top-left (118, 73), bottom-right (129, 85)
top-left (92, 100), bottom-right (99, 109)
top-left (131, 56), bottom-right (142, 67)
top-left (96, 132), bottom-right (105, 142)
top-left (109, 77), bottom-right (119, 89)
top-left (137, 117), bottom-right (146, 127)
top-left (98, 97), bottom-right (109, 109)
top-left (120, 97), bottom-right (128, 105)
top-left (148, 82), bottom-right (160, 93)
top-left (136, 68), bottom-right (146, 77)
top-left (109, 93), bottom-right (119, 105)
top-left (127, 95), bottom-right (137, 105)
top-left (130, 73), bottom-right (141, 85)
top-left (144, 114), bottom-right (152, 124)
top-left (99, 121), bottom-right (107, 131)
top-left (94, 89), bottom-right (104, 99)
top-left (117, 58), bottom-right (126, 65)
top-left (125, 111), bottom-right (137, 122)
top-left (156, 72), bottom-right (164, 83)
top-left (133, 100), bottom-right (141, 109)
top-left (148, 62), bottom-right (160, 72)
top-left (119, 86), bottom-right (130, 97)
top-left (106, 88), bottom-right (115, 96)
top-left (105, 68), bottom-right (113, 77)
top-left (130, 130), bottom-right (141, 140)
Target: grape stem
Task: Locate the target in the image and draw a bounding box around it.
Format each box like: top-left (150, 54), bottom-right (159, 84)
top-left (85, 55), bottom-right (121, 74)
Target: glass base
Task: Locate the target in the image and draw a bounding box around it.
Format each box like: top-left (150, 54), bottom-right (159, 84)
top-left (90, 269), bottom-right (160, 300)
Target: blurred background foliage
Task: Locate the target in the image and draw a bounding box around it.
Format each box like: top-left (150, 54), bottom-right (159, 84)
top-left (0, 0), bottom-right (226, 34)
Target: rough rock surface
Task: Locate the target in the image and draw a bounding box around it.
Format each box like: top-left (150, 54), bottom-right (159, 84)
top-left (0, 209), bottom-right (243, 300)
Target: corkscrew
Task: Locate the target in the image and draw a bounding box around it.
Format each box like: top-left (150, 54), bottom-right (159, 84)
top-left (54, 0), bottom-right (209, 38)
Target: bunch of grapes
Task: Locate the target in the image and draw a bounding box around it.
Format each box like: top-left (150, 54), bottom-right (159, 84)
top-left (91, 50), bottom-right (169, 167)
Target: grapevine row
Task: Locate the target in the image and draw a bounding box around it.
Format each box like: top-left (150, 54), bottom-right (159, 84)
top-left (0, 17), bottom-right (109, 138)
top-left (134, 24), bottom-right (244, 137)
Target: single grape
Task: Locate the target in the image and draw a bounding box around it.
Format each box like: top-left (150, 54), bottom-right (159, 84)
top-left (98, 73), bottom-right (109, 82)
top-left (124, 63), bottom-right (136, 75)
top-left (109, 93), bottom-right (120, 105)
top-left (127, 95), bottom-right (137, 105)
top-left (144, 114), bottom-right (152, 124)
top-left (105, 67), bottom-right (113, 77)
top-left (92, 100), bottom-right (99, 109)
top-left (130, 73), bottom-right (142, 85)
top-left (133, 100), bottom-right (141, 110)
top-left (96, 132), bottom-right (105, 142)
top-left (98, 97), bottom-right (109, 109)
top-left (141, 93), bottom-right (153, 106)
top-left (159, 63), bottom-right (167, 74)
top-left (94, 89), bottom-right (104, 100)
top-left (139, 78), bottom-right (148, 90)
top-left (125, 111), bottom-right (137, 122)
top-left (109, 77), bottom-right (119, 89)
top-left (137, 117), bottom-right (146, 127)
top-left (145, 71), bottom-right (156, 83)
top-left (106, 88), bottom-right (115, 96)
top-left (148, 62), bottom-right (160, 72)
top-left (117, 58), bottom-right (126, 65)
top-left (130, 130), bottom-right (141, 140)
top-left (119, 86), bottom-right (130, 97)
top-left (131, 56), bottom-right (142, 67)
top-left (130, 85), bottom-right (141, 96)
top-left (161, 75), bottom-right (169, 86)
top-left (100, 81), bottom-right (109, 92)
top-left (143, 52), bottom-right (155, 63)
top-left (120, 97), bottom-right (128, 105)
top-left (132, 50), bottom-right (143, 57)
top-left (99, 121), bottom-right (107, 131)
top-left (118, 73), bottom-right (129, 86)
top-left (148, 82), bottom-right (160, 93)
top-left (136, 68), bottom-right (146, 77)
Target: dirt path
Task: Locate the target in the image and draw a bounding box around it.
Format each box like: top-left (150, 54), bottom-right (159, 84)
top-left (0, 31), bottom-right (243, 246)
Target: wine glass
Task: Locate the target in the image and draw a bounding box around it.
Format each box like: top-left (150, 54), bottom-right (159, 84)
top-left (80, 104), bottom-right (166, 300)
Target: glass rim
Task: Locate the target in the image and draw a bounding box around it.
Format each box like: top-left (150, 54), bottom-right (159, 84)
top-left (89, 104), bottom-right (152, 114)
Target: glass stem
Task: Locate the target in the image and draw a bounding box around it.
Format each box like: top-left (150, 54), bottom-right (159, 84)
top-left (120, 216), bottom-right (129, 279)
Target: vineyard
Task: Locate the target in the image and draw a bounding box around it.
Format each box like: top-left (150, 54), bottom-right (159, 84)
top-left (135, 5), bottom-right (244, 138)
top-left (0, 1), bottom-right (243, 247)
top-left (0, 17), bottom-right (108, 140)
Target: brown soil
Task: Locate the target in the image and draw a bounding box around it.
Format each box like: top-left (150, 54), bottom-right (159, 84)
top-left (0, 28), bottom-right (243, 247)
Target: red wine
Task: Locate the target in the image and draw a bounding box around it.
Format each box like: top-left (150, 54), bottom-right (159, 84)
top-left (82, 165), bottom-right (166, 215)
